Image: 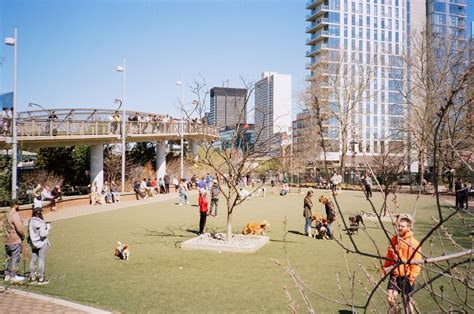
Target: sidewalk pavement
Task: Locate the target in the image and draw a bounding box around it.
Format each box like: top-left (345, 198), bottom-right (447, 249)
top-left (4, 190), bottom-right (194, 313)
top-left (0, 285), bottom-right (111, 313)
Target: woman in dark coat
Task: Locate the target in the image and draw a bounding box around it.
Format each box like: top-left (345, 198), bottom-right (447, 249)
top-left (319, 195), bottom-right (336, 239)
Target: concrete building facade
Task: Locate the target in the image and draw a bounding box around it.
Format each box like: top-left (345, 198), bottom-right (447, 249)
top-left (208, 87), bottom-right (247, 128)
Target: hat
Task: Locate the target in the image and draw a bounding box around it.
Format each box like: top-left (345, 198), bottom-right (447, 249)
top-left (397, 213), bottom-right (415, 224)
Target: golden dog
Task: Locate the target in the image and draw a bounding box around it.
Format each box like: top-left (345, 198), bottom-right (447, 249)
top-left (241, 220), bottom-right (270, 236)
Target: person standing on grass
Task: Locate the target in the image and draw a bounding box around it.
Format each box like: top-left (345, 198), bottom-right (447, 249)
top-left (28, 207), bottom-right (51, 285)
top-left (454, 178), bottom-right (462, 207)
top-left (319, 195), bottom-right (336, 240)
top-left (164, 174), bottom-right (170, 193)
top-left (303, 190), bottom-right (314, 237)
top-left (383, 215), bottom-right (421, 314)
top-left (364, 172), bottom-right (373, 199)
top-left (178, 178), bottom-right (189, 205)
top-left (3, 199), bottom-right (25, 283)
top-left (209, 180), bottom-right (220, 217)
top-left (198, 189), bottom-right (209, 235)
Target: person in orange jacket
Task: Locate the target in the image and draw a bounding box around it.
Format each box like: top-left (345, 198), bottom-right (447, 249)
top-left (198, 189), bottom-right (209, 235)
top-left (383, 215), bottom-right (422, 313)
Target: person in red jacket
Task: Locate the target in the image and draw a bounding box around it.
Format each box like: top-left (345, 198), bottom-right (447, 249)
top-left (198, 190), bottom-right (209, 235)
top-left (383, 215), bottom-right (421, 313)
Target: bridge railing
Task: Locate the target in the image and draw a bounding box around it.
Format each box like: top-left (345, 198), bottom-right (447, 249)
top-left (16, 119), bottom-right (219, 138)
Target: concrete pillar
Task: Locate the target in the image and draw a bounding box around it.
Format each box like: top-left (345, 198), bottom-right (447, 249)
top-left (90, 144), bottom-right (104, 193)
top-left (190, 140), bottom-right (200, 163)
top-left (156, 141), bottom-right (167, 180)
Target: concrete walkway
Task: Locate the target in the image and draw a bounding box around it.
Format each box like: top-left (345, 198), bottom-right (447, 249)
top-left (3, 191), bottom-right (190, 313)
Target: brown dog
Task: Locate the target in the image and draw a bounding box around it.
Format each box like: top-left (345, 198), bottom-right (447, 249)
top-left (242, 220), bottom-right (270, 235)
top-left (114, 241), bottom-right (130, 260)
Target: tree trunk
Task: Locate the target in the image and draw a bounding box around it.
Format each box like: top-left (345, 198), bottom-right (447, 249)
top-left (226, 210), bottom-right (233, 241)
top-left (226, 197), bottom-right (232, 241)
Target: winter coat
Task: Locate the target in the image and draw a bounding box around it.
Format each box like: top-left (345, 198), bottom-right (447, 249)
top-left (325, 201), bottom-right (336, 223)
top-left (211, 184), bottom-right (220, 200)
top-left (303, 196), bottom-right (313, 218)
top-left (383, 231), bottom-right (422, 284)
top-left (29, 217), bottom-right (51, 249)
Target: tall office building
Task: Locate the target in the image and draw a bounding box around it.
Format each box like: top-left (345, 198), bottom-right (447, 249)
top-left (208, 87), bottom-right (247, 128)
top-left (305, 0), bottom-right (468, 166)
top-left (254, 72), bottom-right (292, 148)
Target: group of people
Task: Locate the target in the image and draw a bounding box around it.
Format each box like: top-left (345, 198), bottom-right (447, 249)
top-left (4, 200), bottom-right (51, 285)
top-left (32, 184), bottom-right (62, 211)
top-left (1, 107), bottom-right (12, 135)
top-left (303, 191), bottom-right (337, 239)
top-left (133, 174), bottom-right (172, 199)
top-left (90, 180), bottom-right (120, 205)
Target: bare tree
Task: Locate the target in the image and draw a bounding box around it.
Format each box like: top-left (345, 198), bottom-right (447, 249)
top-left (187, 78), bottom-right (283, 240)
top-left (275, 33), bottom-right (473, 313)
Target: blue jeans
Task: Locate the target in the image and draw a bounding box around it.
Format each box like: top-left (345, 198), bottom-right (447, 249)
top-left (327, 222), bottom-right (333, 239)
top-left (180, 192), bottom-right (188, 204)
top-left (30, 244), bottom-right (49, 279)
top-left (304, 218), bottom-right (312, 235)
top-left (4, 243), bottom-right (22, 277)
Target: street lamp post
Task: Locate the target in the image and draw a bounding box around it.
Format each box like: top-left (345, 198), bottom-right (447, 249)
top-left (116, 59), bottom-right (126, 192)
top-left (5, 28), bottom-right (18, 199)
top-left (176, 80), bottom-right (184, 179)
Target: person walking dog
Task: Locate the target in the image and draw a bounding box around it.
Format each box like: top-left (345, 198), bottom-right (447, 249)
top-left (319, 195), bottom-right (336, 240)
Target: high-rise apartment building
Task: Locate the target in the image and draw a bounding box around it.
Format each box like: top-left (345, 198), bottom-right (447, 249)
top-left (208, 87), bottom-right (247, 128)
top-left (427, 0), bottom-right (467, 43)
top-left (305, 0), bottom-right (468, 167)
top-left (254, 72), bottom-right (292, 147)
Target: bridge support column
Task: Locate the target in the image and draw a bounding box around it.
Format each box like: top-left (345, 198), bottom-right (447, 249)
top-left (90, 144), bottom-right (104, 192)
top-left (156, 141), bottom-right (167, 180)
top-left (190, 141), bottom-right (200, 163)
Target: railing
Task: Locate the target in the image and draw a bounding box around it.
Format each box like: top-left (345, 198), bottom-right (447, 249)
top-left (15, 119), bottom-right (219, 138)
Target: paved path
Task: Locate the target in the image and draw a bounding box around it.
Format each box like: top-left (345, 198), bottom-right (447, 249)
top-left (4, 191), bottom-right (191, 313)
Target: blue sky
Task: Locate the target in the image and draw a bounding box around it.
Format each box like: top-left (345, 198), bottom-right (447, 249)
top-left (1, 0), bottom-right (473, 120)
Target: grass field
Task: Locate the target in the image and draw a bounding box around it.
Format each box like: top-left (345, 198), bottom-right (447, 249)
top-left (2, 187), bottom-right (472, 313)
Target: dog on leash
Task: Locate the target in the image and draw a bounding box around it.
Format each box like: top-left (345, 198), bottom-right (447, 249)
top-left (346, 215), bottom-right (365, 235)
top-left (242, 220), bottom-right (270, 236)
top-left (114, 241), bottom-right (130, 260)
top-left (314, 218), bottom-right (329, 239)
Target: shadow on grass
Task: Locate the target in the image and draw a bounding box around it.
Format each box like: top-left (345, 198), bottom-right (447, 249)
top-left (288, 230), bottom-right (306, 236)
top-left (270, 239), bottom-right (302, 244)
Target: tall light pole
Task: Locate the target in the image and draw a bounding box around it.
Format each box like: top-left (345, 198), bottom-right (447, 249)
top-left (116, 59), bottom-right (126, 192)
top-left (5, 28), bottom-right (18, 199)
top-left (176, 80), bottom-right (184, 179)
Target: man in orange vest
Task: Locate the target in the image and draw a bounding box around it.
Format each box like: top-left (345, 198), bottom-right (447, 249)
top-left (383, 215), bottom-right (422, 313)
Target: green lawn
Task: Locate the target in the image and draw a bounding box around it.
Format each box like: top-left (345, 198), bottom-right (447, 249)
top-left (2, 188), bottom-right (472, 313)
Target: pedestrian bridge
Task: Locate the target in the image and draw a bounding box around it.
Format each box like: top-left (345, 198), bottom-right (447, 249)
top-left (0, 108), bottom-right (219, 149)
top-left (1, 108), bottom-right (220, 191)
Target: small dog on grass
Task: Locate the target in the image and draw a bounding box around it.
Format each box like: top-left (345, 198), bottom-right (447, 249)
top-left (242, 220), bottom-right (270, 236)
top-left (346, 215), bottom-right (365, 235)
top-left (114, 241), bottom-right (130, 260)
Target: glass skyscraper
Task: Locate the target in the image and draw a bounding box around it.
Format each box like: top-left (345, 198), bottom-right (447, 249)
top-left (305, 0), bottom-right (468, 165)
